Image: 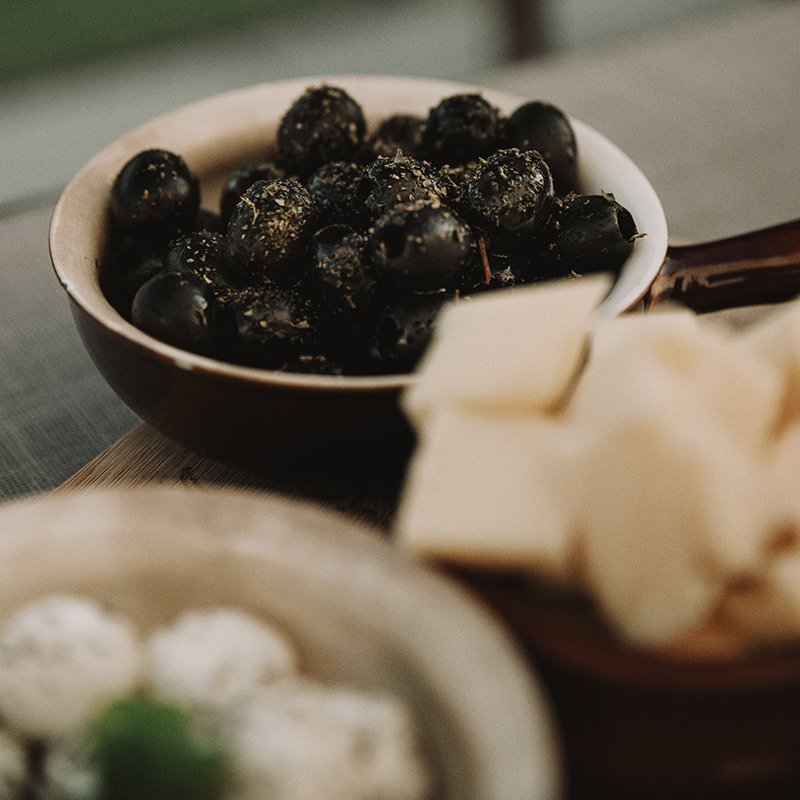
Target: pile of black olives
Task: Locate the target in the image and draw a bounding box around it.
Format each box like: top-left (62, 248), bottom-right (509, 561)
top-left (102, 85), bottom-right (640, 374)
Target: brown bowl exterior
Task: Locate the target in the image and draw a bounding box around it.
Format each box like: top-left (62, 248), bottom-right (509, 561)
top-left (50, 75), bottom-right (668, 467)
top-left (68, 296), bottom-right (414, 468)
top-left (459, 571), bottom-right (800, 798)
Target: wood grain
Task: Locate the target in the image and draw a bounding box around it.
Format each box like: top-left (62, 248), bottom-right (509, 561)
top-left (56, 423), bottom-right (402, 529)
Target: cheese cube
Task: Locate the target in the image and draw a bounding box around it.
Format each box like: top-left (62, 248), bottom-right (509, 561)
top-left (565, 417), bottom-right (768, 647)
top-left (395, 408), bottom-right (577, 583)
top-left (569, 308), bottom-right (782, 453)
top-left (739, 298), bottom-right (800, 434)
top-left (403, 275), bottom-right (611, 427)
top-left (767, 419), bottom-right (800, 528)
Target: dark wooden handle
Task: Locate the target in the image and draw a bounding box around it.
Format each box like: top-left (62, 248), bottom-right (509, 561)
top-left (645, 217), bottom-right (800, 313)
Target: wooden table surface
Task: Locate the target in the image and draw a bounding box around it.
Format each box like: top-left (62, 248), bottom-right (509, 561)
top-left (56, 423), bottom-right (403, 528)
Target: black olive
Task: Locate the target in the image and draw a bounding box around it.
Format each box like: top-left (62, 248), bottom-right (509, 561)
top-left (355, 152), bottom-right (457, 221)
top-left (460, 245), bottom-right (522, 293)
top-left (369, 201), bottom-right (475, 292)
top-left (219, 160), bottom-right (284, 224)
top-left (276, 85), bottom-right (366, 175)
top-left (371, 293), bottom-right (451, 372)
top-left (110, 149), bottom-right (200, 243)
top-left (366, 114), bottom-right (427, 160)
top-left (423, 94), bottom-right (502, 165)
top-left (308, 224), bottom-right (381, 330)
top-left (462, 148), bottom-right (554, 242)
top-left (436, 162), bottom-right (477, 211)
top-left (101, 232), bottom-right (166, 316)
top-left (506, 101), bottom-right (579, 194)
top-left (306, 161), bottom-right (364, 226)
top-left (553, 193), bottom-right (639, 274)
top-left (229, 283), bottom-right (320, 368)
top-left (165, 231), bottom-right (232, 300)
top-left (131, 270), bottom-right (219, 354)
top-left (226, 178), bottom-right (318, 278)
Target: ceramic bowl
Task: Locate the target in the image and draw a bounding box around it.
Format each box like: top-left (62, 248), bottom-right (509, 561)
top-left (49, 75), bottom-right (668, 467)
top-left (456, 570), bottom-right (800, 798)
top-left (0, 484), bottom-right (561, 799)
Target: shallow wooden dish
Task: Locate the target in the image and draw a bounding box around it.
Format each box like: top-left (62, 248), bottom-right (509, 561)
top-left (48, 74), bottom-right (668, 468)
top-left (0, 485), bottom-right (562, 799)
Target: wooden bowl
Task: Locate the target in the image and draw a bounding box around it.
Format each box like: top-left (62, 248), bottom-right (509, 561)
top-left (0, 485), bottom-right (561, 799)
top-left (48, 75), bottom-right (668, 468)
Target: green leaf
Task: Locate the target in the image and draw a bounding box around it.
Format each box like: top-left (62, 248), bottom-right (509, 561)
top-left (89, 696), bottom-right (232, 800)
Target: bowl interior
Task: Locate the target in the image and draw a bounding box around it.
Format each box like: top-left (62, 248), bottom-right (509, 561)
top-left (0, 485), bottom-right (561, 800)
top-left (49, 74), bottom-right (668, 389)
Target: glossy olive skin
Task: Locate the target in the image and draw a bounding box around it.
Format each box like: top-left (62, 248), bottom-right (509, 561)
top-left (219, 160), bottom-right (284, 224)
top-left (366, 114), bottom-right (427, 160)
top-left (100, 233), bottom-right (165, 316)
top-left (276, 85), bottom-right (366, 175)
top-left (370, 202), bottom-right (475, 292)
top-left (553, 193), bottom-right (638, 274)
top-left (463, 148), bottom-right (554, 242)
top-left (230, 284), bottom-right (320, 368)
top-left (306, 161), bottom-right (364, 226)
top-left (459, 245), bottom-right (551, 293)
top-left (309, 225), bottom-right (381, 328)
top-left (373, 292), bottom-right (450, 372)
top-left (131, 270), bottom-right (219, 354)
top-left (165, 231), bottom-right (232, 300)
top-left (506, 101), bottom-right (579, 194)
top-left (226, 178), bottom-right (319, 278)
top-left (355, 153), bottom-right (456, 220)
top-left (423, 94), bottom-right (502, 164)
top-left (110, 149), bottom-right (200, 243)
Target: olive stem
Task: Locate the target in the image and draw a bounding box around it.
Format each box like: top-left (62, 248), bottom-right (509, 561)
top-left (478, 236), bottom-right (492, 285)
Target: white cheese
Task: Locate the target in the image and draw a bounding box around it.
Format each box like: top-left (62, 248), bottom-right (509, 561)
top-left (404, 274), bottom-right (611, 426)
top-left (396, 408), bottom-right (577, 582)
top-left (146, 606), bottom-right (297, 712)
top-left (0, 595), bottom-right (141, 738)
top-left (226, 678), bottom-right (429, 800)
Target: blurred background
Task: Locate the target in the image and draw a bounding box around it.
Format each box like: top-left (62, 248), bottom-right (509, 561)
top-left (0, 0), bottom-right (764, 207)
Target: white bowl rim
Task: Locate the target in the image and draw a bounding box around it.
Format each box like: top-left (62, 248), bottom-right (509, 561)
top-left (49, 73), bottom-right (668, 390)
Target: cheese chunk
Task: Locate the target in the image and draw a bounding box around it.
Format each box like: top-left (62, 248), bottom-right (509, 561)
top-left (767, 420), bottom-right (800, 528)
top-left (403, 275), bottom-right (611, 427)
top-left (565, 417), bottom-right (769, 647)
top-left (569, 307), bottom-right (782, 453)
top-left (395, 409), bottom-right (576, 583)
top-left (397, 286), bottom-right (800, 654)
top-left (739, 298), bottom-right (800, 434)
